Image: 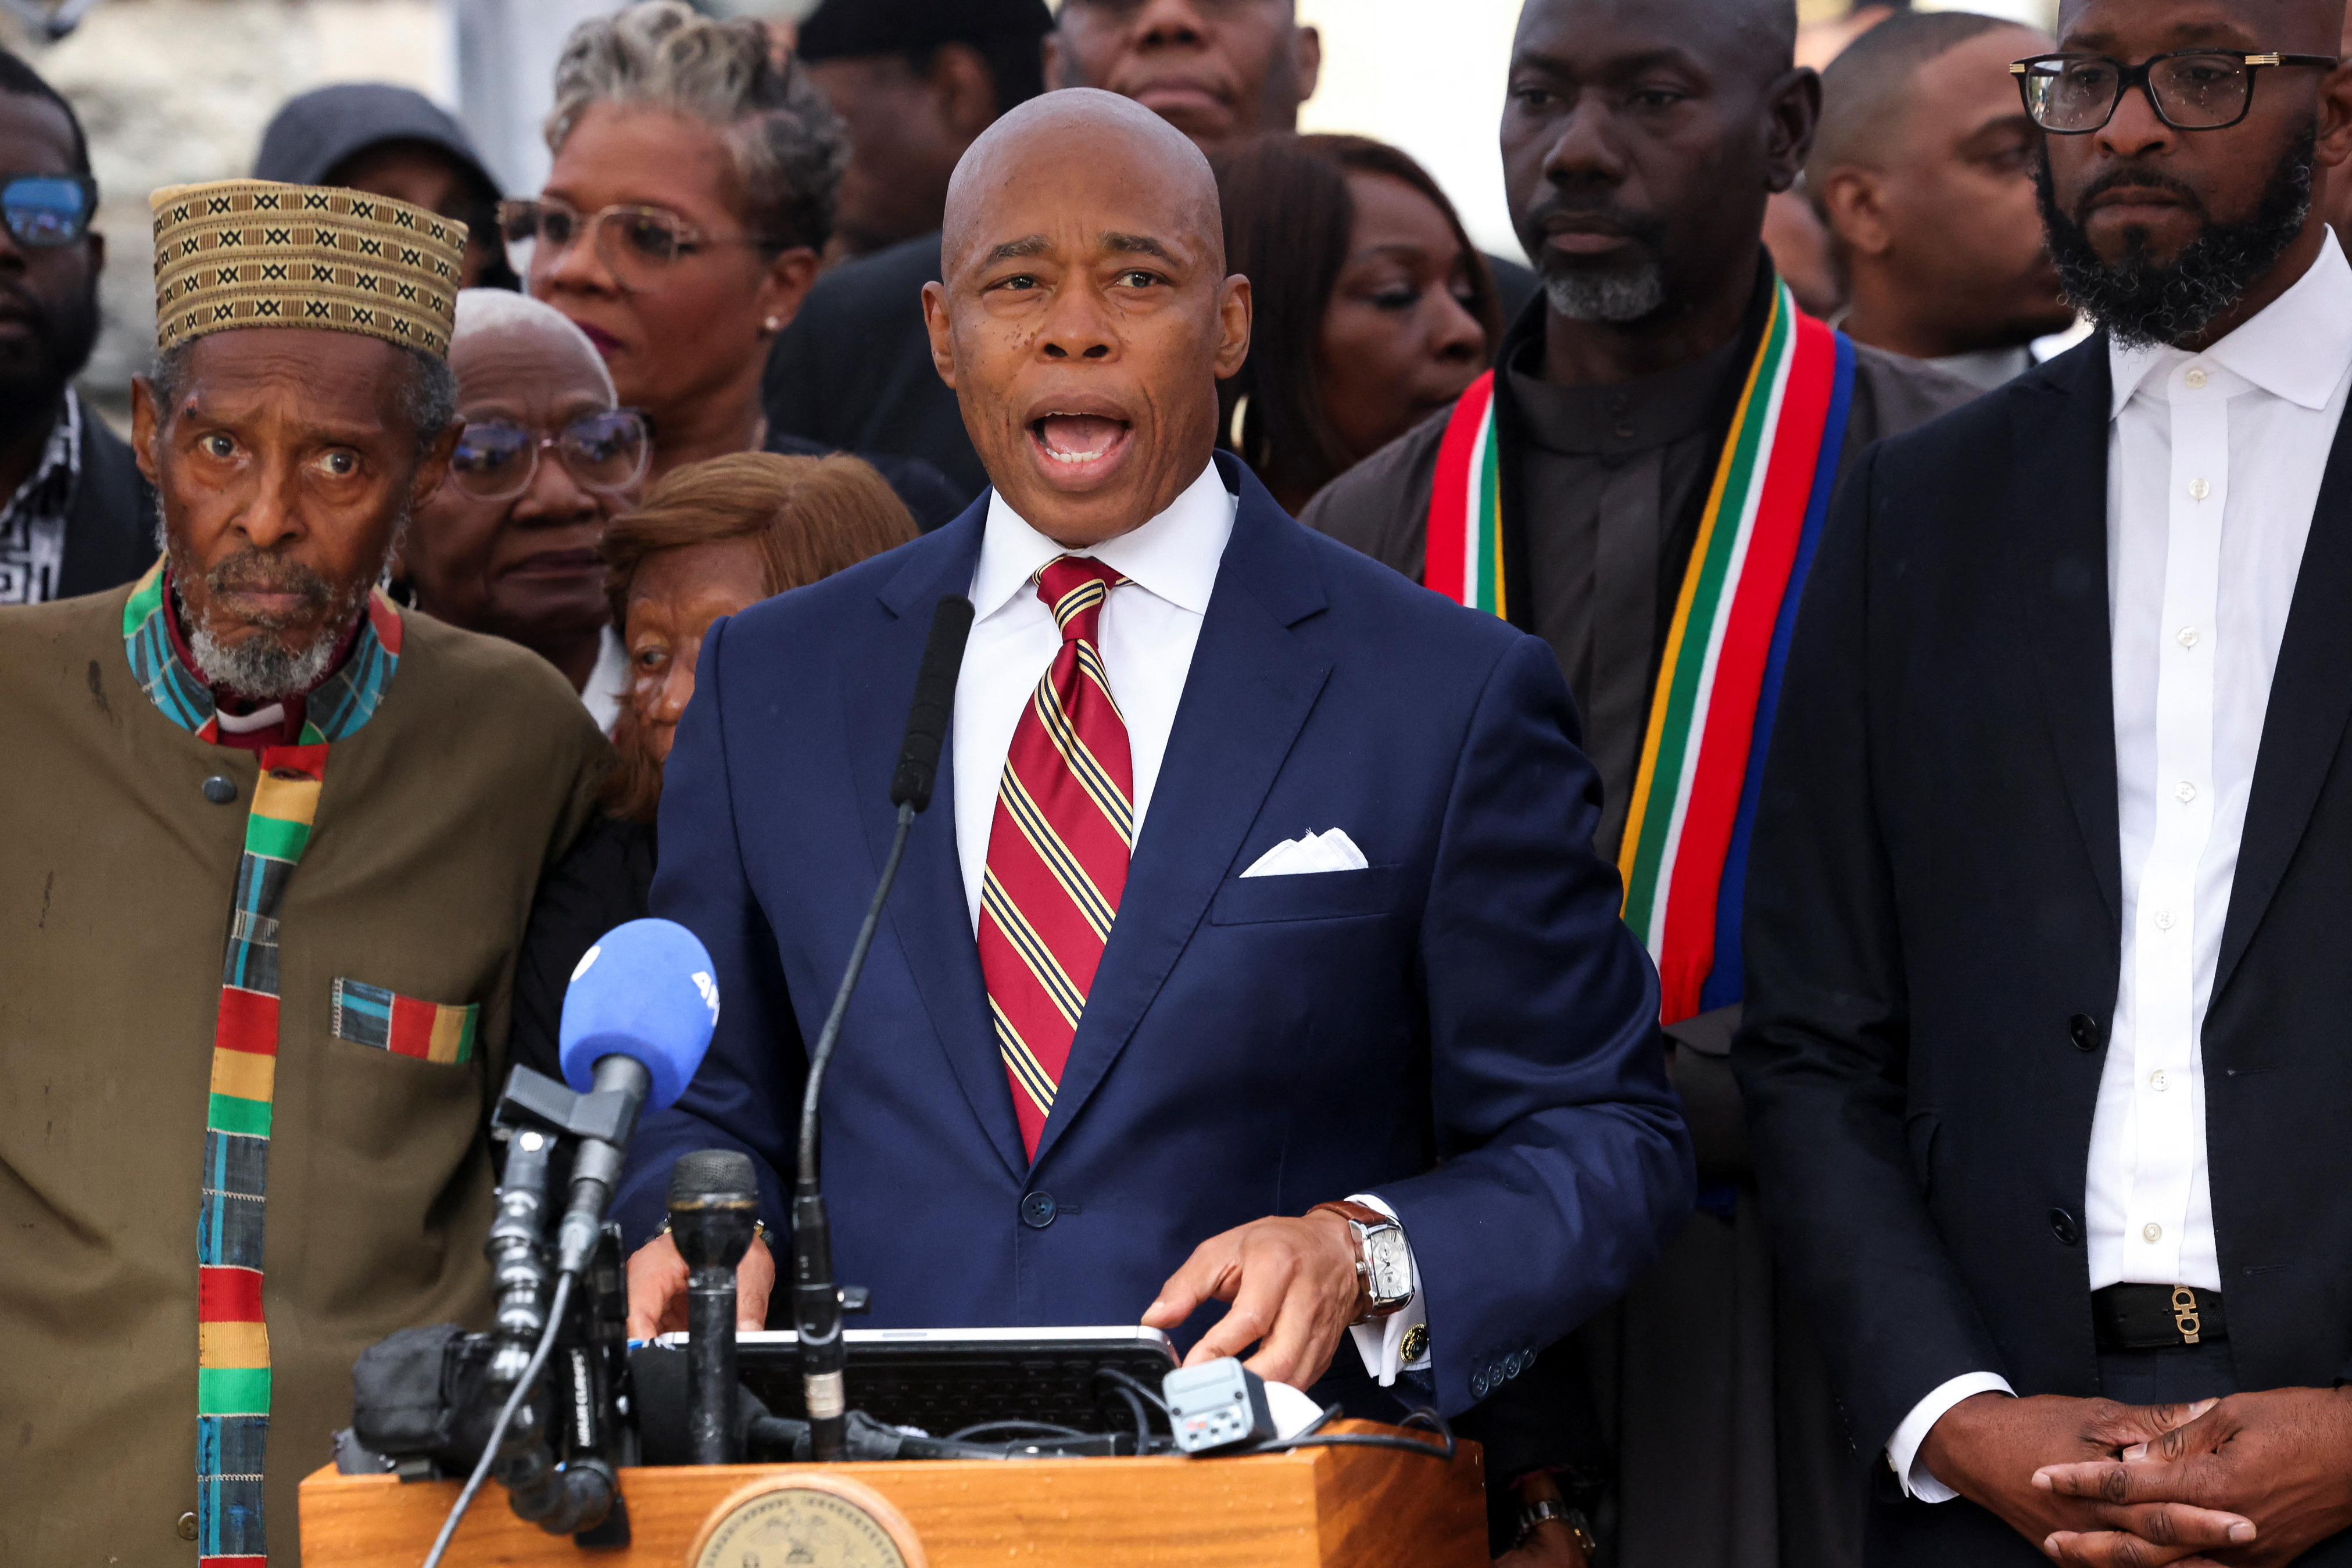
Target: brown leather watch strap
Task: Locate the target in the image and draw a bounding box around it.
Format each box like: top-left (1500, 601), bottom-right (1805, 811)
top-left (1308, 1200), bottom-right (1392, 1230)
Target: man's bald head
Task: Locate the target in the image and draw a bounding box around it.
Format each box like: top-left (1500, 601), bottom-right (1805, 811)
top-left (944, 88), bottom-right (1224, 281)
top-left (1514, 0), bottom-right (1799, 94)
top-left (925, 86), bottom-right (1250, 547)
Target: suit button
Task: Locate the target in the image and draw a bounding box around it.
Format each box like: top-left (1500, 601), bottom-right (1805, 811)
top-left (2049, 1207), bottom-right (2082, 1246)
top-left (1019, 1191), bottom-right (1057, 1229)
top-left (1470, 1369), bottom-right (1490, 1397)
top-left (2068, 1014), bottom-right (2101, 1053)
top-left (177, 1512), bottom-right (198, 1541)
top-left (201, 775), bottom-right (237, 805)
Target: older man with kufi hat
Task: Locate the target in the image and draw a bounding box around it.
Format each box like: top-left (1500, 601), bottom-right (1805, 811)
top-left (0, 180), bottom-right (608, 1566)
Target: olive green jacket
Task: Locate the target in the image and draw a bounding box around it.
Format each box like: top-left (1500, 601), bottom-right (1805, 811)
top-left (0, 582), bottom-right (608, 1565)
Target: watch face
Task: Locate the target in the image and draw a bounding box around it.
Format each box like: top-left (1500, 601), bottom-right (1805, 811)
top-left (1366, 1228), bottom-right (1412, 1301)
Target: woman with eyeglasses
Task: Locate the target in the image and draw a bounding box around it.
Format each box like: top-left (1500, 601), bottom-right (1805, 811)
top-left (508, 450), bottom-right (918, 1083)
top-left (401, 288), bottom-right (650, 729)
top-left (507, 2), bottom-right (965, 527)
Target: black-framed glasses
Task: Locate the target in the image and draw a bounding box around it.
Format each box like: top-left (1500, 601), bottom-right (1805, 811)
top-left (497, 197), bottom-right (769, 292)
top-left (0, 173), bottom-right (93, 248)
top-left (2012, 51), bottom-right (2338, 134)
top-left (449, 408), bottom-right (651, 501)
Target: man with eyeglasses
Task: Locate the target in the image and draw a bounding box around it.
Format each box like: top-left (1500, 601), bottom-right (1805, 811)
top-left (0, 48), bottom-right (153, 607)
top-left (1737, 0), bottom-right (2352, 1562)
top-left (0, 181), bottom-right (610, 1566)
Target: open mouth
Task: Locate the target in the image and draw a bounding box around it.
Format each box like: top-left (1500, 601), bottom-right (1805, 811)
top-left (1029, 412), bottom-right (1133, 472)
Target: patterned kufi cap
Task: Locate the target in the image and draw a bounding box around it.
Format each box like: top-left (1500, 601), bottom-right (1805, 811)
top-left (149, 179), bottom-right (465, 358)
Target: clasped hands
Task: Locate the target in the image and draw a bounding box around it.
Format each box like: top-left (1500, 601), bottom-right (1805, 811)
top-left (1922, 1387), bottom-right (2352, 1566)
top-left (625, 1209), bottom-right (1366, 1391)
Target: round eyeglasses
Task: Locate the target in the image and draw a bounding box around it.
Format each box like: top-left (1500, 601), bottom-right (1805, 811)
top-left (448, 409), bottom-right (651, 502)
top-left (497, 197), bottom-right (771, 293)
top-left (2011, 51), bottom-right (2338, 134)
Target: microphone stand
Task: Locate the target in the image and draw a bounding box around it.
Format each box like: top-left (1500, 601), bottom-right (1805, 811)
top-left (793, 801), bottom-right (914, 1462)
top-left (793, 594), bottom-right (972, 1462)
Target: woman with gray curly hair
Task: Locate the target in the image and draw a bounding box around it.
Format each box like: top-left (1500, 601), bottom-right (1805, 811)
top-left (502, 2), bottom-right (961, 522)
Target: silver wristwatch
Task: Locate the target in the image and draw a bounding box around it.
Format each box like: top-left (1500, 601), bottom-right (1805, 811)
top-left (1312, 1201), bottom-right (1415, 1321)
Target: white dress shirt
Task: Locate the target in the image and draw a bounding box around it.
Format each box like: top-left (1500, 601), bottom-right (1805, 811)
top-left (1891, 231), bottom-right (2352, 1501)
top-left (952, 460), bottom-right (1430, 1385)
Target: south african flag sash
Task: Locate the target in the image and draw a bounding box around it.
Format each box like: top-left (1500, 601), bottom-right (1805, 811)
top-left (1424, 282), bottom-right (1855, 1024)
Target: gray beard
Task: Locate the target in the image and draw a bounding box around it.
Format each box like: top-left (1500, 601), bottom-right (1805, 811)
top-left (159, 497), bottom-right (403, 702)
top-left (186, 611), bottom-right (353, 703)
top-left (1544, 262), bottom-right (1669, 323)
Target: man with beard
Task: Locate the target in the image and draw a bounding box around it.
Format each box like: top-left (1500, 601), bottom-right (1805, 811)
top-left (1303, 1), bottom-right (1974, 1564)
top-left (0, 49), bottom-right (153, 605)
top-left (0, 181), bottom-right (608, 1566)
top-left (1735, 0), bottom-right (2352, 1562)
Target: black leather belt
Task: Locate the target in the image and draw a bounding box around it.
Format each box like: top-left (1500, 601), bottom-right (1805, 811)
top-left (2093, 1284), bottom-right (2227, 1351)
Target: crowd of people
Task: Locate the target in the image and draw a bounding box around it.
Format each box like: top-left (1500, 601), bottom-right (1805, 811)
top-left (6, 0), bottom-right (2352, 1566)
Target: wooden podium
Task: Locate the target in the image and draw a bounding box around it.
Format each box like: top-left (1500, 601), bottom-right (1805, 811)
top-left (300, 1422), bottom-right (1487, 1567)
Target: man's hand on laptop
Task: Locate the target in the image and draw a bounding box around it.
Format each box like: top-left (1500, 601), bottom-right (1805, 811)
top-left (625, 1232), bottom-right (775, 1340)
top-left (1143, 1212), bottom-right (1361, 1391)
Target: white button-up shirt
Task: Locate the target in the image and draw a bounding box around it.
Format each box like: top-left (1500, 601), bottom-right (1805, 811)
top-left (951, 460), bottom-right (1429, 1386)
top-left (1891, 231), bottom-right (2352, 1501)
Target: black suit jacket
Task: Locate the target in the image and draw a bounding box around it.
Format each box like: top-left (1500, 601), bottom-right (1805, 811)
top-left (1734, 337), bottom-right (2352, 1552)
top-left (58, 407), bottom-right (157, 600)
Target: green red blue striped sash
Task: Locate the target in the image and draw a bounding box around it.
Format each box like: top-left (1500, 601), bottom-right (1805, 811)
top-left (1424, 371), bottom-right (1507, 618)
top-left (123, 560), bottom-right (403, 1566)
top-left (1423, 284), bottom-right (1854, 1023)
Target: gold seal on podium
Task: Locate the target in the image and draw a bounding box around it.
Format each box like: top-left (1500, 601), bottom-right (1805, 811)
top-left (688, 1473), bottom-right (928, 1568)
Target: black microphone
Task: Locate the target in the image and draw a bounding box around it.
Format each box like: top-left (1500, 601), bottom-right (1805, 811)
top-left (796, 594), bottom-right (975, 1460)
top-left (891, 593), bottom-right (975, 811)
top-left (668, 1150), bottom-right (760, 1465)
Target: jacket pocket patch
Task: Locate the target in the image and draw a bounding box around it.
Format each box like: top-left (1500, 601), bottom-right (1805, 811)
top-left (331, 978), bottom-right (478, 1065)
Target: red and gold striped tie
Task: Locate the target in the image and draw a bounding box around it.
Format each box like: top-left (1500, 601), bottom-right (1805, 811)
top-left (981, 555), bottom-right (1134, 1160)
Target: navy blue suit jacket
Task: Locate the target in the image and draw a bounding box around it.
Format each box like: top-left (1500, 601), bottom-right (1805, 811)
top-left (618, 456), bottom-right (1692, 1416)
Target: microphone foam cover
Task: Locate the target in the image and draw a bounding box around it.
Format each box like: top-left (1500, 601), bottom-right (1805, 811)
top-left (559, 918), bottom-right (720, 1112)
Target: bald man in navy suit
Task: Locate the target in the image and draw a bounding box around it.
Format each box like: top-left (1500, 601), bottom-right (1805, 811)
top-left (618, 90), bottom-right (1691, 1444)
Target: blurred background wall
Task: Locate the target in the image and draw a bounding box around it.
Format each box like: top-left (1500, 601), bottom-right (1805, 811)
top-left (0, 0), bottom-right (2057, 413)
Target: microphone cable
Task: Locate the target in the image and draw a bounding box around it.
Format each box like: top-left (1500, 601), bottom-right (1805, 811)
top-left (418, 1269), bottom-right (576, 1568)
top-left (1245, 1403), bottom-right (1457, 1461)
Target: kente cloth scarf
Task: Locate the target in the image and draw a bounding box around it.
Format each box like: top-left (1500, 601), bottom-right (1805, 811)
top-left (123, 560), bottom-right (402, 1566)
top-left (1423, 280), bottom-right (1855, 1025)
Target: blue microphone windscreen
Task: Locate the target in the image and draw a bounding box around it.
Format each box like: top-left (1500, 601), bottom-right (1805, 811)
top-left (559, 918), bottom-right (720, 1111)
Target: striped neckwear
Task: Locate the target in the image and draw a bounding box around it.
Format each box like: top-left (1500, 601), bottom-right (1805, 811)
top-left (978, 556), bottom-right (1134, 1161)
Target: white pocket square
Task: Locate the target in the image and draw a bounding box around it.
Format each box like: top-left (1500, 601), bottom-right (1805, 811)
top-left (1240, 827), bottom-right (1370, 878)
